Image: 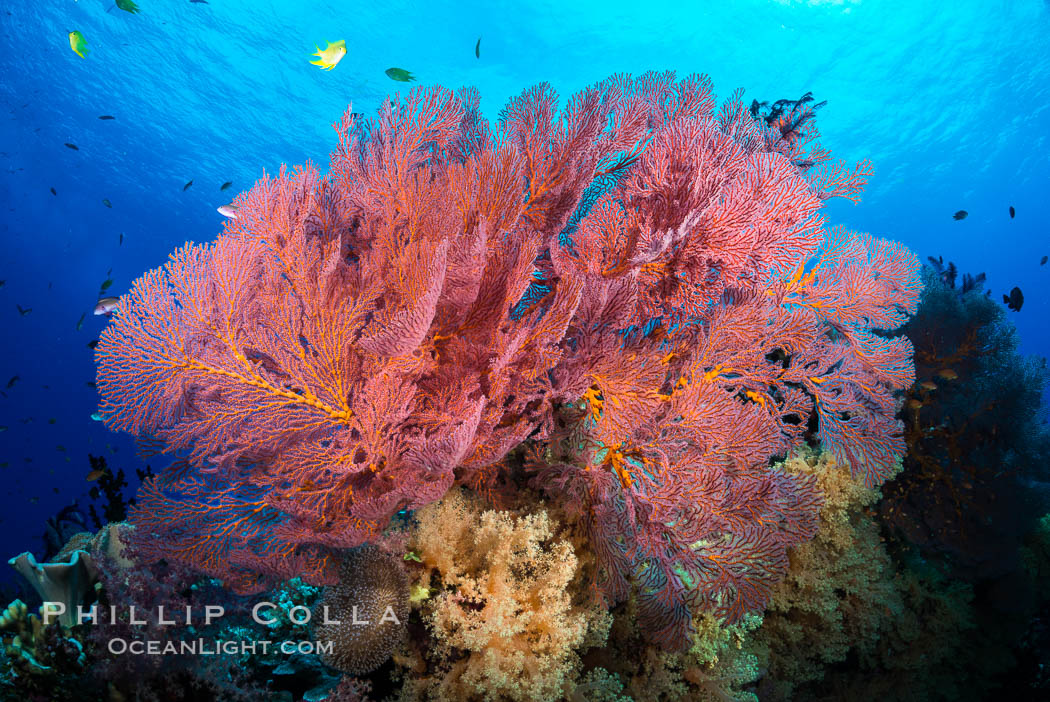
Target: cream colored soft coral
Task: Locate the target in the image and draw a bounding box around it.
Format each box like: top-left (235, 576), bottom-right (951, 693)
top-left (404, 489), bottom-right (611, 702)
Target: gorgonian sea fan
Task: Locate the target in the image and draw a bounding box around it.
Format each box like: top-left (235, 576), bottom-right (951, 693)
top-left (96, 71), bottom-right (921, 650)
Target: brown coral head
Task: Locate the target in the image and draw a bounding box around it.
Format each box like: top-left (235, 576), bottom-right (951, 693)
top-left (313, 545), bottom-right (409, 675)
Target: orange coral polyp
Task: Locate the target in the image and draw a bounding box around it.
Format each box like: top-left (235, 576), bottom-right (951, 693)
top-left (582, 386), bottom-right (604, 423)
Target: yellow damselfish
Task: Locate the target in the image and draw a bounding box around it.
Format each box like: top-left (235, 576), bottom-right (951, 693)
top-left (310, 39), bottom-right (346, 71)
top-left (69, 30), bottom-right (89, 58)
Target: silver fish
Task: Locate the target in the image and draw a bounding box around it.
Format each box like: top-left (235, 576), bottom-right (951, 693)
top-left (217, 204), bottom-right (239, 219)
top-left (94, 296), bottom-right (119, 315)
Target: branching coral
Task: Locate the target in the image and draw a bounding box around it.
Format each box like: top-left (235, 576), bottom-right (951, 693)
top-left (0, 599), bottom-right (91, 697)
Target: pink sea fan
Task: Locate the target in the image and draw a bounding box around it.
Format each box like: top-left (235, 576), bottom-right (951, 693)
top-left (96, 72), bottom-right (920, 650)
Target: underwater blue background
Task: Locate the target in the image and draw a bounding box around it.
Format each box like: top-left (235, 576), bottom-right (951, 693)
top-left (0, 0), bottom-right (1047, 586)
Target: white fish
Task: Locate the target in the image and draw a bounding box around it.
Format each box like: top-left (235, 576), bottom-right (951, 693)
top-left (93, 296), bottom-right (119, 315)
top-left (217, 204), bottom-right (239, 219)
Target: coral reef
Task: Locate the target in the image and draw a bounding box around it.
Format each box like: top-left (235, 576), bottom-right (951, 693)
top-left (313, 546), bottom-right (409, 675)
top-left (750, 449), bottom-right (901, 695)
top-left (593, 607), bottom-right (762, 702)
top-left (95, 72), bottom-right (921, 650)
top-left (743, 449), bottom-right (1010, 702)
top-left (883, 263), bottom-right (1050, 581)
top-left (4, 443), bottom-right (1047, 699)
top-left (392, 487), bottom-right (781, 702)
top-left (0, 599), bottom-right (90, 698)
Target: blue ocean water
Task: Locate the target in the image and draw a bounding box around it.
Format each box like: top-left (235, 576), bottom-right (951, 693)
top-left (0, 0), bottom-right (1047, 583)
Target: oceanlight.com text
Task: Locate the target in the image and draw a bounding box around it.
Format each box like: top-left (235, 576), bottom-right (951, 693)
top-left (106, 638), bottom-right (335, 656)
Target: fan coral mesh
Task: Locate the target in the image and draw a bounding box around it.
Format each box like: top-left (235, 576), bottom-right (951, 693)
top-left (96, 71), bottom-right (920, 650)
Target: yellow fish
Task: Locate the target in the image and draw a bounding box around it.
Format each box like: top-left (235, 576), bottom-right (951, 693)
top-left (310, 39), bottom-right (346, 71)
top-left (69, 31), bottom-right (89, 59)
